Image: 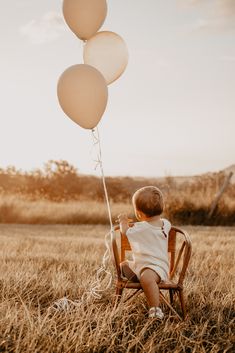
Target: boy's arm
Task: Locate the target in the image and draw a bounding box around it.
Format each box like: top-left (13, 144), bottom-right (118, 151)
top-left (118, 213), bottom-right (129, 234)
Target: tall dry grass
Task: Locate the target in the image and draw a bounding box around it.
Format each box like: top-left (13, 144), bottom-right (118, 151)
top-left (0, 192), bottom-right (234, 226)
top-left (0, 196), bottom-right (132, 225)
top-left (0, 224), bottom-right (234, 352)
top-left (0, 160), bottom-right (234, 225)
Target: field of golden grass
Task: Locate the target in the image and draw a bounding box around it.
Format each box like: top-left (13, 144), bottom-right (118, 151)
top-left (0, 160), bottom-right (235, 226)
top-left (0, 224), bottom-right (234, 352)
top-left (0, 190), bottom-right (234, 226)
top-left (0, 197), bottom-right (132, 225)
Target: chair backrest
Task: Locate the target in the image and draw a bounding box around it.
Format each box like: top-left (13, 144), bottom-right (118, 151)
top-left (112, 225), bottom-right (192, 286)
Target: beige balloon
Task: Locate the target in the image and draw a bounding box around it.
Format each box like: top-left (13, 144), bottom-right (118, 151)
top-left (57, 64), bottom-right (108, 129)
top-left (63, 0), bottom-right (107, 40)
top-left (83, 31), bottom-right (129, 85)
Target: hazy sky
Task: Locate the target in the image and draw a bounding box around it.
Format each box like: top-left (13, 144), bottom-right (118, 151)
top-left (0, 0), bottom-right (234, 177)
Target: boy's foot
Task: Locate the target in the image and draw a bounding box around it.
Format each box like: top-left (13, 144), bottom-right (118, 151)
top-left (148, 307), bottom-right (164, 320)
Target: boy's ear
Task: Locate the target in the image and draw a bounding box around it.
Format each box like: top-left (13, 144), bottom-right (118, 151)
top-left (135, 210), bottom-right (140, 220)
top-left (136, 210), bottom-right (145, 220)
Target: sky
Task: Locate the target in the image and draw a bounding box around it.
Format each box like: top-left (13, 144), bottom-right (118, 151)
top-left (0, 0), bottom-right (234, 177)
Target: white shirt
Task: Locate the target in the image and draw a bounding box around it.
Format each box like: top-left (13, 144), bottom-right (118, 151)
top-left (126, 218), bottom-right (171, 279)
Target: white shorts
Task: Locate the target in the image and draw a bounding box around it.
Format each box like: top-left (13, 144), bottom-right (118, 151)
top-left (127, 260), bottom-right (168, 282)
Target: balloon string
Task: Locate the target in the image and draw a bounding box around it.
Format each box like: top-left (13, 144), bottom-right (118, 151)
top-left (50, 127), bottom-right (114, 310)
top-left (91, 127), bottom-right (113, 231)
top-left (86, 127), bottom-right (114, 299)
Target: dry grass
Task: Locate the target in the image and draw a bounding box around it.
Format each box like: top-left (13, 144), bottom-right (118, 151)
top-left (0, 192), bottom-right (234, 226)
top-left (0, 224), bottom-right (234, 352)
top-left (0, 196), bottom-right (132, 225)
top-left (0, 160), bottom-right (235, 225)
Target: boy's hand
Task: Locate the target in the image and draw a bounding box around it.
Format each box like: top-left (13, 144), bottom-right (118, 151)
top-left (118, 213), bottom-right (129, 224)
top-left (118, 213), bottom-right (129, 234)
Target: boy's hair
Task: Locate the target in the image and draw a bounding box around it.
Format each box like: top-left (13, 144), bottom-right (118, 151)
top-left (132, 186), bottom-right (164, 217)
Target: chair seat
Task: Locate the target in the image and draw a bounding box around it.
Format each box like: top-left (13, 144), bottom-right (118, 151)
top-left (118, 277), bottom-right (179, 290)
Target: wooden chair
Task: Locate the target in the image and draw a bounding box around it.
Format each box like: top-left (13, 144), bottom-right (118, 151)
top-left (111, 225), bottom-right (192, 320)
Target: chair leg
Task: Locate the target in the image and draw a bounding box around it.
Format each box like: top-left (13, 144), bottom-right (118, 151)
top-left (160, 292), bottom-right (182, 321)
top-left (115, 286), bottom-right (123, 300)
top-left (169, 289), bottom-right (174, 305)
top-left (112, 286), bottom-right (124, 308)
top-left (123, 289), bottom-right (142, 303)
top-left (178, 290), bottom-right (186, 319)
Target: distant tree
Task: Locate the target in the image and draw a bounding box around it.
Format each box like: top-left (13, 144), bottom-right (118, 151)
top-left (44, 160), bottom-right (78, 178)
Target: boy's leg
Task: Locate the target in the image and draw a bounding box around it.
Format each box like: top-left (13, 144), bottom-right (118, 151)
top-left (139, 268), bottom-right (161, 307)
top-left (120, 261), bottom-right (139, 282)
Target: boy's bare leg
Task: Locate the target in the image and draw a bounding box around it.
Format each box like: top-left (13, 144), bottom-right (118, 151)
top-left (139, 268), bottom-right (161, 307)
top-left (120, 261), bottom-right (139, 282)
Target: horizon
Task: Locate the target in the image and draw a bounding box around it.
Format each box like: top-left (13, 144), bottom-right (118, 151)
top-left (1, 0), bottom-right (235, 178)
top-left (0, 158), bottom-right (234, 180)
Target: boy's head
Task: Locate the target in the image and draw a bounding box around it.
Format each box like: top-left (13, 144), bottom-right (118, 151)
top-left (132, 186), bottom-right (164, 220)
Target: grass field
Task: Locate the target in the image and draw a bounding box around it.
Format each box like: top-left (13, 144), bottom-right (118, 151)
top-left (0, 161), bottom-right (234, 226)
top-left (0, 224), bottom-right (234, 352)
